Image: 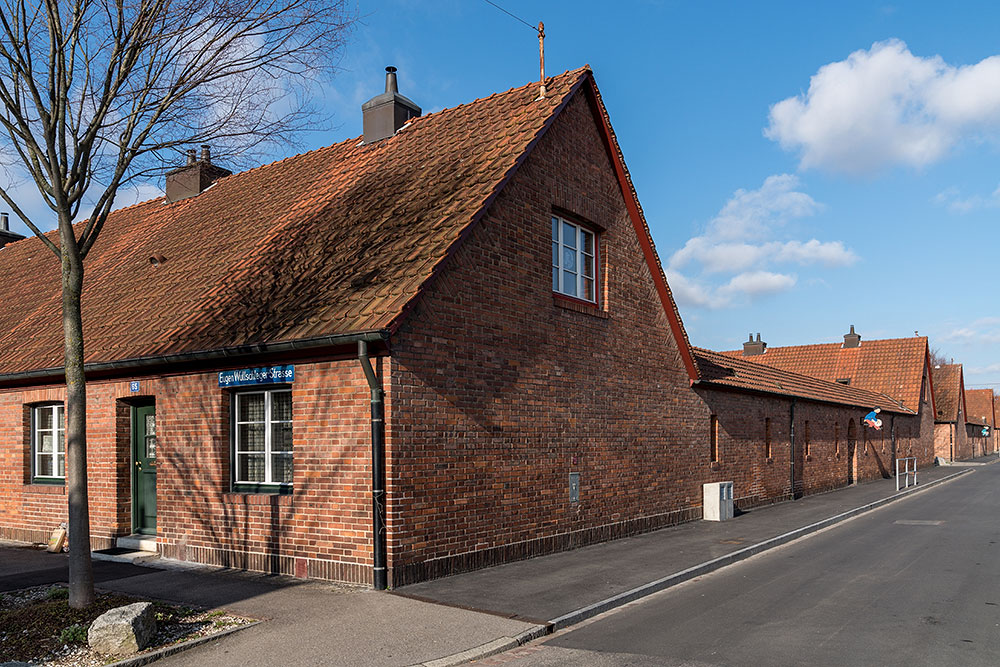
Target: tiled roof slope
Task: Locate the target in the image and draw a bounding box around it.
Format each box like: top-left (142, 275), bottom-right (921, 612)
top-left (0, 68), bottom-right (604, 376)
top-left (931, 365), bottom-right (963, 422)
top-left (965, 388), bottom-right (994, 427)
top-left (721, 337), bottom-right (928, 412)
top-left (694, 348), bottom-right (913, 413)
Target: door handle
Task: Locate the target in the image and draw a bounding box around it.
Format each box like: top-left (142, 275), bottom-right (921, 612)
top-left (135, 461), bottom-right (142, 468)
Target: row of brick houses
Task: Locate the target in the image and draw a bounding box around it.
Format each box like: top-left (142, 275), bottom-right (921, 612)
top-left (0, 66), bottom-right (993, 588)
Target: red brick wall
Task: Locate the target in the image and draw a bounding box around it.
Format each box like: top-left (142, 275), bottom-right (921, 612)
top-left (0, 361), bottom-right (377, 583)
top-left (385, 89), bottom-right (712, 585)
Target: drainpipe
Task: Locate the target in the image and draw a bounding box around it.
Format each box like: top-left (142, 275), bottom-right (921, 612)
top-left (890, 414), bottom-right (896, 468)
top-left (789, 399), bottom-right (796, 500)
top-left (358, 340), bottom-right (387, 590)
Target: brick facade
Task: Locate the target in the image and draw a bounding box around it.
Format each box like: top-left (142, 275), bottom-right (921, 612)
top-left (0, 72), bottom-right (947, 587)
top-left (1, 359), bottom-right (379, 584)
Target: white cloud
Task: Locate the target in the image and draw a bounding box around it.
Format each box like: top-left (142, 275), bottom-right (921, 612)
top-left (666, 175), bottom-right (856, 309)
top-left (932, 183), bottom-right (1000, 213)
top-left (940, 318), bottom-right (1000, 344)
top-left (968, 363), bottom-right (1000, 376)
top-left (766, 39), bottom-right (1000, 173)
top-left (719, 271), bottom-right (797, 298)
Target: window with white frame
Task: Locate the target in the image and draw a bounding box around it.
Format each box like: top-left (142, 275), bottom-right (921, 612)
top-left (552, 216), bottom-right (596, 302)
top-left (32, 404), bottom-right (65, 482)
top-left (234, 389), bottom-right (292, 487)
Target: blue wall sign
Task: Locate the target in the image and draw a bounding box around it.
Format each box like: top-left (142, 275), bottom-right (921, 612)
top-left (219, 365), bottom-right (295, 388)
top-left (129, 381), bottom-right (140, 392)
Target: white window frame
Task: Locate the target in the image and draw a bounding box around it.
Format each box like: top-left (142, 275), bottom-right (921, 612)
top-left (234, 388), bottom-right (293, 487)
top-left (552, 215), bottom-right (597, 303)
top-left (32, 404), bottom-right (65, 482)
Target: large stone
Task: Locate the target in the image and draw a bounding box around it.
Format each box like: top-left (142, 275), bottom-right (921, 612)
top-left (88, 602), bottom-right (157, 657)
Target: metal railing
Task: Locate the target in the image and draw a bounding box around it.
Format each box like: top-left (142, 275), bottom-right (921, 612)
top-left (896, 457), bottom-right (917, 491)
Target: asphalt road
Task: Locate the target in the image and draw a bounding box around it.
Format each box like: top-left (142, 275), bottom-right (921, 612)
top-left (482, 464), bottom-right (1000, 667)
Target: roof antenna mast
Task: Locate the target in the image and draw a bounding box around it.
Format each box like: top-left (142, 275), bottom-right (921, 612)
top-left (538, 21), bottom-right (546, 99)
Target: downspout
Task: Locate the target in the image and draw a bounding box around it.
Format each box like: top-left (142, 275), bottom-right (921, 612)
top-left (890, 414), bottom-right (896, 470)
top-left (789, 399), bottom-right (796, 500)
top-left (358, 340), bottom-right (387, 591)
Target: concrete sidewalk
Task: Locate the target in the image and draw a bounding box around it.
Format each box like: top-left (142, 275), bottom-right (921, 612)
top-left (1, 460), bottom-right (986, 666)
top-left (0, 545), bottom-right (535, 667)
top-left (397, 463), bottom-right (982, 627)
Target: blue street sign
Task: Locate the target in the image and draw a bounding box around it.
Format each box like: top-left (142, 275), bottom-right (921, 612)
top-left (130, 381), bottom-right (140, 392)
top-left (219, 365), bottom-right (295, 388)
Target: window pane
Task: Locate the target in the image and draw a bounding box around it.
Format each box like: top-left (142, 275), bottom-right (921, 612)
top-left (56, 428), bottom-right (65, 453)
top-left (562, 247), bottom-right (576, 272)
top-left (271, 392), bottom-right (292, 422)
top-left (55, 405), bottom-right (64, 424)
top-left (562, 222), bottom-right (576, 249)
top-left (583, 278), bottom-right (595, 301)
top-left (562, 270), bottom-right (577, 297)
top-left (145, 435), bottom-right (157, 459)
top-left (39, 433), bottom-right (54, 453)
top-left (552, 241), bottom-right (559, 267)
top-left (56, 453), bottom-right (65, 477)
top-left (239, 424), bottom-right (265, 451)
top-left (238, 454), bottom-right (265, 482)
top-left (272, 454), bottom-right (293, 483)
top-left (582, 254), bottom-right (594, 278)
top-left (552, 266), bottom-right (559, 291)
top-left (37, 453), bottom-right (53, 477)
top-left (145, 413), bottom-right (156, 436)
top-left (238, 394), bottom-right (265, 422)
top-left (38, 407), bottom-right (53, 430)
top-left (581, 230), bottom-right (594, 255)
top-left (552, 217), bottom-right (559, 241)
top-left (272, 421), bottom-right (293, 452)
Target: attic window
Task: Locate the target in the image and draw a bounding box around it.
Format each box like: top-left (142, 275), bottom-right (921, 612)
top-left (836, 378), bottom-right (850, 385)
top-left (552, 216), bottom-right (596, 303)
top-left (149, 254), bottom-right (167, 266)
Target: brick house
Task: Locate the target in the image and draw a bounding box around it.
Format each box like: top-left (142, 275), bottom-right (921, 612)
top-left (964, 388), bottom-right (995, 458)
top-left (931, 364), bottom-right (970, 462)
top-left (724, 327), bottom-right (937, 470)
top-left (0, 65), bottom-right (940, 588)
top-left (0, 65), bottom-right (719, 587)
top-left (692, 348), bottom-right (916, 501)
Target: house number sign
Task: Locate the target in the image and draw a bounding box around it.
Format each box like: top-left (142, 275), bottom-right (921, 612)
top-left (218, 365), bottom-right (295, 388)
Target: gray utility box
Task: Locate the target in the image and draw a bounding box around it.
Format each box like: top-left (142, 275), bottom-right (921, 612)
top-left (703, 481), bottom-right (734, 521)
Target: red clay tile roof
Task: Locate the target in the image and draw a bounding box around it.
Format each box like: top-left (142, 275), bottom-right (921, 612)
top-left (721, 336), bottom-right (928, 412)
top-left (694, 347), bottom-right (913, 413)
top-left (931, 364), bottom-right (964, 422)
top-left (965, 388), bottom-right (994, 427)
top-left (0, 66), bottom-right (668, 377)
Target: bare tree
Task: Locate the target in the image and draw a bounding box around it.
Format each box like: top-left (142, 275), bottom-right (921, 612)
top-left (0, 0), bottom-right (352, 608)
top-left (929, 346), bottom-right (948, 368)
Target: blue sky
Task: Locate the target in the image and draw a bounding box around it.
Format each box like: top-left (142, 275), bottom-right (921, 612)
top-left (8, 1), bottom-right (1000, 387)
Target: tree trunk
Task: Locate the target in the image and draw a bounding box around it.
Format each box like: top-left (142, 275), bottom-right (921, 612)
top-left (61, 223), bottom-right (94, 609)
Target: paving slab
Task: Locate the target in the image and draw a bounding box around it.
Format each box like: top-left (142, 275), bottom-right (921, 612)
top-left (396, 464), bottom-right (981, 624)
top-left (0, 544), bottom-right (534, 667)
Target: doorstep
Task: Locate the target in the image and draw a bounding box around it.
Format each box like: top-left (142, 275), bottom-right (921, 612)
top-left (92, 546), bottom-right (160, 564)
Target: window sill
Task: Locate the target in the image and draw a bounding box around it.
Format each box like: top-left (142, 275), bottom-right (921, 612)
top-left (25, 483), bottom-right (66, 494)
top-left (225, 488), bottom-right (294, 505)
top-left (553, 294), bottom-right (608, 318)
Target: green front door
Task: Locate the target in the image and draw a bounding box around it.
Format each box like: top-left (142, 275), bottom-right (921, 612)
top-left (132, 404), bottom-right (157, 535)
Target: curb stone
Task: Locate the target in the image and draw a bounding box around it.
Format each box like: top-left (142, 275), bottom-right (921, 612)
top-left (418, 468), bottom-right (973, 665)
top-left (415, 625), bottom-right (549, 667)
top-left (104, 620), bottom-right (262, 667)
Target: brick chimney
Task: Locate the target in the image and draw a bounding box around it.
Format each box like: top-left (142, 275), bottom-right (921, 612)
top-left (164, 145), bottom-right (232, 203)
top-left (0, 212), bottom-right (25, 248)
top-left (743, 332), bottom-right (766, 356)
top-left (843, 325), bottom-right (861, 349)
top-left (362, 66), bottom-right (421, 144)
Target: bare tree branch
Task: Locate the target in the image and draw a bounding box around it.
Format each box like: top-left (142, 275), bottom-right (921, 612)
top-left (0, 0), bottom-right (354, 608)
